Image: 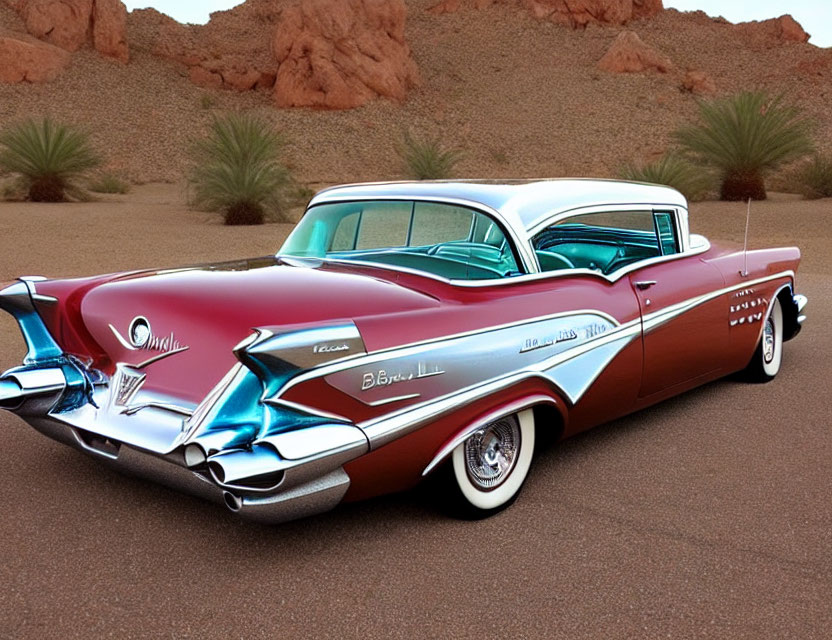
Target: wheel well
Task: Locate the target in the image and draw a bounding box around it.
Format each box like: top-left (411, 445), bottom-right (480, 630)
top-left (532, 402), bottom-right (565, 452)
top-left (777, 286), bottom-right (800, 341)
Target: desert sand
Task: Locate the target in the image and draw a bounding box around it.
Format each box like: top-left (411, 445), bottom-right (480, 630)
top-left (0, 188), bottom-right (829, 638)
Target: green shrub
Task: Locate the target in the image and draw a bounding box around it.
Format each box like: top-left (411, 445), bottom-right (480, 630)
top-left (619, 153), bottom-right (711, 202)
top-left (188, 113), bottom-right (291, 225)
top-left (798, 154), bottom-right (832, 199)
top-left (673, 91), bottom-right (814, 201)
top-left (88, 172), bottom-right (130, 194)
top-left (398, 131), bottom-right (464, 180)
top-left (0, 117), bottom-right (101, 202)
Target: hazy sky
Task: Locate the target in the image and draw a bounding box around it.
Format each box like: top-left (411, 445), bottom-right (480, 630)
top-left (123, 1), bottom-right (831, 47)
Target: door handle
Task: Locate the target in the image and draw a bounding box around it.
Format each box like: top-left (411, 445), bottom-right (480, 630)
top-left (634, 280), bottom-right (657, 290)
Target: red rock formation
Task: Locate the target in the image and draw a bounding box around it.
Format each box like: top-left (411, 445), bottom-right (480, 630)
top-left (428, 0), bottom-right (663, 27)
top-left (17, 0), bottom-right (93, 51)
top-left (738, 14), bottom-right (810, 45)
top-left (12, 0), bottom-right (128, 61)
top-left (598, 30), bottom-right (672, 73)
top-left (682, 70), bottom-right (715, 94)
top-left (273, 0), bottom-right (420, 109)
top-left (93, 0), bottom-right (128, 63)
top-left (0, 30), bottom-right (72, 83)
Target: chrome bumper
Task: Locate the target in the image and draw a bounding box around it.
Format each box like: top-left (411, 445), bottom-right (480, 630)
top-left (11, 405), bottom-right (355, 524)
top-left (0, 280), bottom-right (363, 525)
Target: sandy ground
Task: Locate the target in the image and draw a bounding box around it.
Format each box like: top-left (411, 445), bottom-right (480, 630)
top-left (0, 187), bottom-right (829, 638)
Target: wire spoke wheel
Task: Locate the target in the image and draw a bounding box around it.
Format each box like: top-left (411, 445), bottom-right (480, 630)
top-left (444, 409), bottom-right (536, 518)
top-left (463, 417), bottom-right (521, 491)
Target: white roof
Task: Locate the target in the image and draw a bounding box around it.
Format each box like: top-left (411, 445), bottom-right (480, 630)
top-left (309, 179), bottom-right (688, 234)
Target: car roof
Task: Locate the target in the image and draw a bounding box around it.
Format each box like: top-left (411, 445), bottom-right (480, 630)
top-left (308, 179), bottom-right (689, 233)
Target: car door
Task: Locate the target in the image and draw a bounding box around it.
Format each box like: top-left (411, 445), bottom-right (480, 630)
top-left (627, 210), bottom-right (729, 398)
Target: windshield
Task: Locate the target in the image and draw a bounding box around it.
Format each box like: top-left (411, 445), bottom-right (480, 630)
top-left (280, 200), bottom-right (523, 281)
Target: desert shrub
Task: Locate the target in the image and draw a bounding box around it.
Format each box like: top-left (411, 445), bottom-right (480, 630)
top-left (398, 131), bottom-right (464, 180)
top-left (88, 172), bottom-right (130, 194)
top-left (0, 117), bottom-right (101, 202)
top-left (188, 113), bottom-right (291, 225)
top-left (619, 153), bottom-right (711, 202)
top-left (797, 154), bottom-right (832, 199)
top-left (673, 91), bottom-right (814, 201)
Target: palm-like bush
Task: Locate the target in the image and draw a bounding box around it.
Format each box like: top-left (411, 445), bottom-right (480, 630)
top-left (0, 118), bottom-right (101, 202)
top-left (189, 113), bottom-right (291, 225)
top-left (619, 153), bottom-right (711, 202)
top-left (674, 91), bottom-right (814, 201)
top-left (798, 154), bottom-right (832, 199)
top-left (398, 131), bottom-right (464, 180)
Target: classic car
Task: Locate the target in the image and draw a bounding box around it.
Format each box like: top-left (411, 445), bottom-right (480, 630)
top-left (0, 179), bottom-right (808, 523)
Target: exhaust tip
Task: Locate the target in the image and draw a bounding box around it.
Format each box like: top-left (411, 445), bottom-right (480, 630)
top-left (208, 460), bottom-right (226, 484)
top-left (0, 379), bottom-right (23, 411)
top-left (184, 444), bottom-right (206, 468)
top-left (223, 491), bottom-right (242, 512)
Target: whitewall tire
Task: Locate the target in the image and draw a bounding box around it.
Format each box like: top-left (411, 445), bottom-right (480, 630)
top-left (744, 297), bottom-right (784, 382)
top-left (444, 409), bottom-right (535, 518)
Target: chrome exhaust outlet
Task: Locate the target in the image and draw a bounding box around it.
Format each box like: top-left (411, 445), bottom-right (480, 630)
top-left (223, 491), bottom-right (242, 512)
top-left (207, 444), bottom-right (286, 489)
top-left (0, 379), bottom-right (23, 410)
top-left (0, 368), bottom-right (66, 415)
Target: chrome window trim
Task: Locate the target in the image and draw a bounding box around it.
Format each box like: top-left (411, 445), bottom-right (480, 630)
top-left (285, 235), bottom-right (711, 289)
top-left (280, 198), bottom-right (705, 288)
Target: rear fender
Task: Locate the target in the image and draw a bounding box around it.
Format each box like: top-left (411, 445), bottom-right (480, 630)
top-left (421, 392), bottom-right (567, 477)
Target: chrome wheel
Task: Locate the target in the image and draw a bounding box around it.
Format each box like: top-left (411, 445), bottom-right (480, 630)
top-left (763, 316), bottom-right (776, 364)
top-left (447, 409), bottom-right (536, 516)
top-left (464, 417), bottom-right (521, 491)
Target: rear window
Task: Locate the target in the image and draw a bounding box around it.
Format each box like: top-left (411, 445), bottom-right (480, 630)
top-left (281, 200), bottom-right (523, 281)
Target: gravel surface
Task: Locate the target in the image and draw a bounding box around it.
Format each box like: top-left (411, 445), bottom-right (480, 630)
top-left (0, 188), bottom-right (829, 638)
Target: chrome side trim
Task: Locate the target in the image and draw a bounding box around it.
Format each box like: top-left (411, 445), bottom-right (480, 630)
top-left (273, 308), bottom-right (623, 400)
top-left (366, 393), bottom-right (421, 407)
top-left (641, 271), bottom-right (795, 334)
top-left (421, 395), bottom-right (556, 476)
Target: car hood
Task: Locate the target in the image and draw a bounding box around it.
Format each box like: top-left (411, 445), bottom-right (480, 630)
top-left (35, 257), bottom-right (439, 403)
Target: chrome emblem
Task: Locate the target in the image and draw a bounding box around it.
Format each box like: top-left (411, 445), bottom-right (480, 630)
top-left (112, 365), bottom-right (146, 407)
top-left (361, 362), bottom-right (445, 391)
top-left (110, 319), bottom-right (188, 353)
top-left (129, 316), bottom-right (151, 347)
top-left (313, 343), bottom-right (350, 354)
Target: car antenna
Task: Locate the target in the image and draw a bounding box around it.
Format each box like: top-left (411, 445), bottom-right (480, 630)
top-left (740, 197), bottom-right (751, 277)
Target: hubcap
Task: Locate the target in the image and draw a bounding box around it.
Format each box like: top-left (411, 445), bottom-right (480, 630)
top-left (763, 316), bottom-right (776, 364)
top-left (464, 416), bottom-right (521, 491)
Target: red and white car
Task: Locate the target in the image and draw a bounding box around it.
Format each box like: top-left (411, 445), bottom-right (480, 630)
top-left (0, 180), bottom-right (807, 522)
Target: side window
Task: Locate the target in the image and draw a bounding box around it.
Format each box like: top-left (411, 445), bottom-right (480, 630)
top-left (654, 211), bottom-right (679, 255)
top-left (532, 210), bottom-right (663, 275)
